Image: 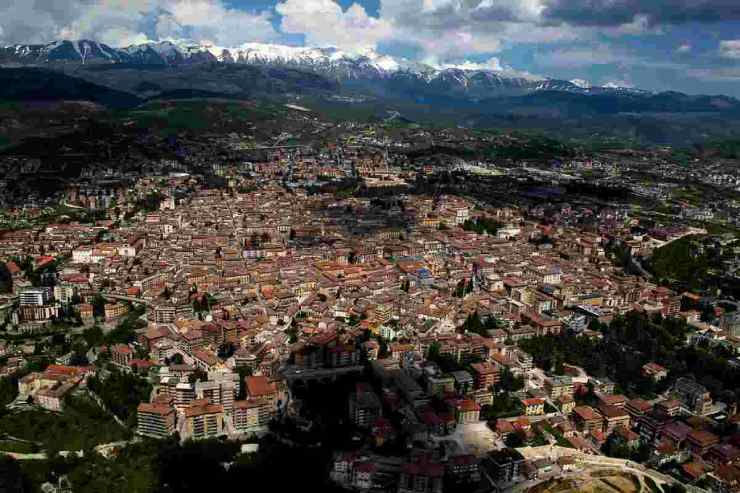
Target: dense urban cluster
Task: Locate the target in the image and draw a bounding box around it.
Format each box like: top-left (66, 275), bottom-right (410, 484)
top-left (0, 122), bottom-right (739, 493)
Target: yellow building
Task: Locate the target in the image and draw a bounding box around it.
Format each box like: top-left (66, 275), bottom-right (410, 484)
top-left (182, 399), bottom-right (224, 440)
top-left (521, 398), bottom-right (545, 416)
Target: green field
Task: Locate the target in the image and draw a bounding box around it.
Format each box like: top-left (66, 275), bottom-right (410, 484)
top-left (112, 100), bottom-right (285, 136)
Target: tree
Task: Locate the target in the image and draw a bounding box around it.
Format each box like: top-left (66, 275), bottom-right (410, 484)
top-left (553, 357), bottom-right (565, 376)
top-left (218, 342), bottom-right (235, 359)
top-left (504, 431), bottom-right (524, 448)
top-left (378, 338), bottom-right (390, 358)
top-left (427, 341), bottom-right (442, 362)
top-left (454, 279), bottom-right (466, 298)
top-left (87, 370), bottom-right (152, 426)
top-left (484, 316), bottom-right (498, 332)
top-left (91, 294), bottom-right (107, 318)
top-left (498, 367), bottom-right (524, 392)
top-left (285, 322), bottom-right (299, 344)
top-left (461, 311), bottom-right (484, 335)
top-left (601, 435), bottom-right (630, 459)
top-left (0, 455), bottom-right (25, 493)
top-left (188, 369), bottom-right (208, 384)
top-left (236, 366), bottom-right (253, 400)
top-left (70, 342), bottom-right (89, 366)
top-left (0, 262), bottom-right (11, 294)
top-left (0, 375), bottom-right (20, 411)
top-left (83, 325), bottom-right (104, 348)
top-left (465, 279), bottom-right (473, 295)
top-left (462, 217), bottom-right (502, 235)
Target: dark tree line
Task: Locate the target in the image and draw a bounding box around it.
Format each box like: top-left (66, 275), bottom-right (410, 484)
top-left (87, 369), bottom-right (152, 427)
top-left (462, 217), bottom-right (502, 235)
top-left (519, 311), bottom-right (740, 403)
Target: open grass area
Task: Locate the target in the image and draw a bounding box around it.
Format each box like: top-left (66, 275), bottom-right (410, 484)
top-left (0, 395), bottom-right (130, 453)
top-left (18, 440), bottom-right (160, 493)
top-left (672, 186), bottom-right (704, 206)
top-left (0, 439), bottom-right (39, 454)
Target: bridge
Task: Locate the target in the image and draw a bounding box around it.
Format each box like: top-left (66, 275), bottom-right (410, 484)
top-left (101, 293), bottom-right (153, 307)
top-left (280, 365), bottom-right (364, 384)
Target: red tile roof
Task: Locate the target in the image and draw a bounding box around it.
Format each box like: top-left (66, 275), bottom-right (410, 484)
top-left (245, 375), bottom-right (276, 398)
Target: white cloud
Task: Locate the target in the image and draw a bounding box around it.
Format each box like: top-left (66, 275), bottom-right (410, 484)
top-left (602, 80), bottom-right (634, 88)
top-left (276, 0), bottom-right (392, 53)
top-left (157, 0), bottom-right (278, 47)
top-left (96, 28), bottom-right (151, 47)
top-left (676, 43), bottom-right (691, 53)
top-left (439, 57), bottom-right (504, 71)
top-left (55, 0), bottom-right (155, 45)
top-left (608, 14), bottom-right (663, 36)
top-left (719, 40), bottom-right (740, 59)
top-left (275, 0), bottom-right (585, 63)
top-left (688, 67), bottom-right (740, 82)
top-left (0, 0), bottom-right (279, 47)
top-left (436, 56), bottom-right (544, 79)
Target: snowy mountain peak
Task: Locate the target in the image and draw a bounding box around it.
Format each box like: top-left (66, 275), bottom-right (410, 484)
top-left (570, 79), bottom-right (591, 89)
top-left (0, 39), bottom-right (657, 98)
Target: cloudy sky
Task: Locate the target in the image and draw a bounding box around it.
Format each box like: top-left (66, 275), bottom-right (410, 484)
top-left (2, 0), bottom-right (740, 96)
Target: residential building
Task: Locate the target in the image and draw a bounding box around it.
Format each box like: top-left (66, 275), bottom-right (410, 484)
top-left (137, 398), bottom-right (177, 438)
top-left (470, 361), bottom-right (499, 390)
top-left (687, 430), bottom-right (720, 457)
top-left (573, 406), bottom-right (602, 435)
top-left (544, 375), bottom-right (573, 400)
top-left (182, 399), bottom-right (224, 440)
top-left (398, 455), bottom-right (444, 493)
top-left (673, 378), bottom-right (713, 415)
top-left (349, 383), bottom-right (382, 428)
top-left (596, 404), bottom-right (630, 435)
top-left (455, 399), bottom-right (481, 424)
top-left (521, 398), bottom-right (545, 416)
top-left (485, 449), bottom-right (525, 485)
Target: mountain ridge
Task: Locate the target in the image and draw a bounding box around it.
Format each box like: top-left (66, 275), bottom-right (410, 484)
top-left (2, 39), bottom-right (740, 146)
top-left (0, 39), bottom-right (656, 99)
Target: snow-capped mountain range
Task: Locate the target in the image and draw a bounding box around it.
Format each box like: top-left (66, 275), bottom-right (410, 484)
top-left (0, 39), bottom-right (650, 98)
